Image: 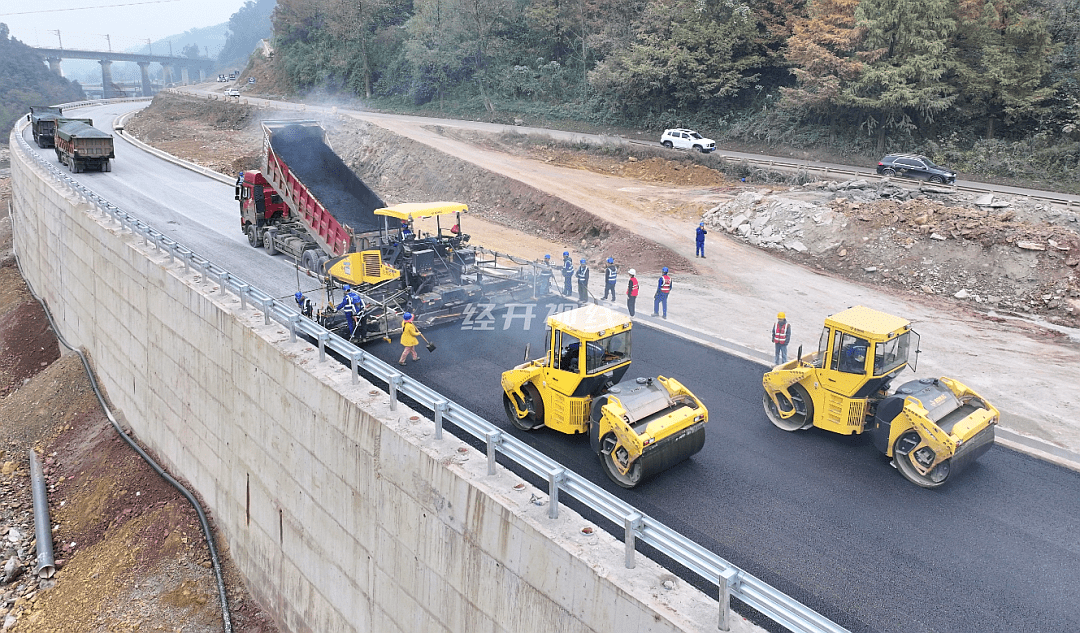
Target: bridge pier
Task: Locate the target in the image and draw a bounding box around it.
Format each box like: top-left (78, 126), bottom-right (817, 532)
top-left (46, 57), bottom-right (63, 77)
top-left (181, 66), bottom-right (190, 85)
top-left (138, 61), bottom-right (154, 97)
top-left (161, 63), bottom-right (174, 86)
top-left (99, 60), bottom-right (115, 99)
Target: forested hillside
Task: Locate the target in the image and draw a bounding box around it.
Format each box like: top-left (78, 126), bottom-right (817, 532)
top-left (265, 0), bottom-right (1080, 184)
top-left (0, 24), bottom-right (86, 144)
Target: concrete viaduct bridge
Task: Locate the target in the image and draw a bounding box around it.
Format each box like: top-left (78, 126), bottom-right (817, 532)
top-left (32, 47), bottom-right (216, 98)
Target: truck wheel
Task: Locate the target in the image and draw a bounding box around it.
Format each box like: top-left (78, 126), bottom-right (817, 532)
top-left (893, 431), bottom-right (951, 488)
top-left (762, 384), bottom-right (813, 431)
top-left (246, 226), bottom-right (260, 247)
top-left (316, 255), bottom-right (329, 275)
top-left (103, 160), bottom-right (111, 173)
top-left (599, 433), bottom-right (643, 489)
top-left (503, 383), bottom-right (544, 431)
top-left (263, 229), bottom-right (277, 256)
top-left (301, 250), bottom-right (317, 272)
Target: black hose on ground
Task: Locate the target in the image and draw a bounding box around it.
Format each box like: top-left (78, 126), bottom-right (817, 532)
top-left (8, 201), bottom-right (234, 633)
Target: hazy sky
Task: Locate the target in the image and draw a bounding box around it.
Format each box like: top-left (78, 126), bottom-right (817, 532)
top-left (0, 0), bottom-right (249, 52)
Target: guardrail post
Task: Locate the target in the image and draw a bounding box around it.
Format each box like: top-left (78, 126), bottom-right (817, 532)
top-left (317, 331), bottom-right (328, 361)
top-left (261, 298), bottom-right (273, 325)
top-left (200, 260), bottom-right (210, 286)
top-left (548, 468), bottom-right (565, 519)
top-left (288, 315), bottom-right (299, 342)
top-left (718, 568), bottom-right (740, 631)
top-left (434, 400), bottom-right (448, 439)
top-left (350, 351), bottom-right (363, 384)
top-left (485, 431), bottom-right (502, 475)
top-left (236, 283), bottom-right (249, 310)
top-left (624, 512), bottom-right (642, 568)
top-left (219, 271), bottom-right (229, 295)
top-left (388, 373), bottom-right (403, 410)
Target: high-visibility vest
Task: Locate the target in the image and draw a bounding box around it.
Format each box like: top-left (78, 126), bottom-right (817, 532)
top-left (606, 265), bottom-right (617, 283)
top-left (773, 322), bottom-right (790, 344)
top-left (577, 265), bottom-right (589, 280)
top-left (628, 277), bottom-right (639, 297)
top-left (563, 260), bottom-right (574, 276)
top-left (659, 275), bottom-right (672, 293)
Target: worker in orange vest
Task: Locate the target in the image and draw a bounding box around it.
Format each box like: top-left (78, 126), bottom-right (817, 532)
top-left (651, 267), bottom-right (671, 319)
top-left (772, 312), bottom-right (791, 365)
top-left (626, 269), bottom-right (639, 316)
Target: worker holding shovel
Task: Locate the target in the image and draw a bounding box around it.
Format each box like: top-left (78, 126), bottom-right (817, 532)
top-left (398, 313), bottom-right (435, 365)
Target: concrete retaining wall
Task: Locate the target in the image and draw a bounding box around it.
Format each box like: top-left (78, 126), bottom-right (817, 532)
top-left (9, 133), bottom-right (742, 632)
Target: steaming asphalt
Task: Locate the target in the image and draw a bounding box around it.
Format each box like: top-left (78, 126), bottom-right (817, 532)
top-left (21, 101), bottom-right (1080, 633)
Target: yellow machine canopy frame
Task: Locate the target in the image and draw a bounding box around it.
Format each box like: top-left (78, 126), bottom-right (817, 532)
top-left (374, 202), bottom-right (468, 221)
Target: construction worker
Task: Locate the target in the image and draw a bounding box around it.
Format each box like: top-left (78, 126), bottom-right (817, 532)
top-left (696, 222), bottom-right (708, 258)
top-left (561, 251), bottom-right (574, 295)
top-left (603, 257), bottom-right (618, 300)
top-left (652, 267), bottom-right (672, 319)
top-left (398, 312), bottom-right (421, 365)
top-left (576, 258), bottom-right (590, 302)
top-left (773, 312), bottom-right (791, 365)
top-left (626, 269), bottom-right (639, 316)
top-left (335, 285), bottom-right (366, 339)
top-left (294, 291), bottom-right (313, 317)
top-left (537, 254), bottom-right (553, 295)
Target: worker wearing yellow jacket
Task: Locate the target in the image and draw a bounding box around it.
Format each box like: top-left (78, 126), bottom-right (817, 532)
top-left (399, 313), bottom-right (422, 365)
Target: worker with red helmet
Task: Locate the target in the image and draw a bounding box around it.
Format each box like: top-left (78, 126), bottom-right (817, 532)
top-left (772, 312), bottom-right (791, 365)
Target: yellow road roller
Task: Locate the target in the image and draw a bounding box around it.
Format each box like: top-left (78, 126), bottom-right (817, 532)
top-left (501, 306), bottom-right (708, 488)
top-left (762, 305), bottom-right (999, 488)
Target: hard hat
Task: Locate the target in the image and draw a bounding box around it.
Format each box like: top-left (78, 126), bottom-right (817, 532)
top-left (544, 254), bottom-right (551, 259)
top-left (662, 267), bottom-right (669, 274)
top-left (607, 257), bottom-right (614, 264)
top-left (700, 221), bottom-right (704, 226)
top-left (563, 251), bottom-right (569, 257)
top-left (403, 312), bottom-right (413, 322)
top-left (295, 291), bottom-right (303, 301)
top-left (580, 258), bottom-right (586, 264)
top-left (778, 312), bottom-right (786, 319)
top-left (629, 269), bottom-right (636, 276)
top-left (343, 285), bottom-right (351, 292)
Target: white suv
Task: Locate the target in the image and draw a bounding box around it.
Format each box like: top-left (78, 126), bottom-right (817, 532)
top-left (661, 129), bottom-right (716, 153)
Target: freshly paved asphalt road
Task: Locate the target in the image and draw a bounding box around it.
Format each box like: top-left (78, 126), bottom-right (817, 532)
top-left (21, 101), bottom-right (1080, 633)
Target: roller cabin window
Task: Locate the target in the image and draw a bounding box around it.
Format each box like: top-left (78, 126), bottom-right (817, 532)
top-left (874, 331), bottom-right (914, 376)
top-left (585, 331), bottom-right (631, 374)
top-left (831, 332), bottom-right (869, 374)
top-left (554, 331), bottom-right (581, 372)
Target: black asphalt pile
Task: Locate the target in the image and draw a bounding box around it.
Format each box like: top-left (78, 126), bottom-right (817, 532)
top-left (271, 124), bottom-right (385, 232)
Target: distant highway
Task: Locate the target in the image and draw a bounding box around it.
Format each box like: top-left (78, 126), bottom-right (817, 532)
top-left (24, 100), bottom-right (1080, 633)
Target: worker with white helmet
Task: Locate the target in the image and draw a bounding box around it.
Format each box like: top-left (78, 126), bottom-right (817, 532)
top-left (772, 311), bottom-right (791, 365)
top-left (626, 269), bottom-right (639, 316)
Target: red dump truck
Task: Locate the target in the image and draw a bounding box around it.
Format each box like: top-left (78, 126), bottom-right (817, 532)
top-left (236, 120), bottom-right (499, 338)
top-left (28, 106), bottom-right (64, 148)
top-left (54, 118), bottom-right (115, 173)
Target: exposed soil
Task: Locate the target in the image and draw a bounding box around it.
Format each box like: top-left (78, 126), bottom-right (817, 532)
top-left (0, 175), bottom-right (277, 631)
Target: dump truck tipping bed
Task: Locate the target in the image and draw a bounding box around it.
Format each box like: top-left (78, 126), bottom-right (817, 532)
top-left (262, 121), bottom-right (385, 257)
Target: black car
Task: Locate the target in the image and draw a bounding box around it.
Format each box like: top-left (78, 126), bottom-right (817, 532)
top-left (876, 154), bottom-right (957, 184)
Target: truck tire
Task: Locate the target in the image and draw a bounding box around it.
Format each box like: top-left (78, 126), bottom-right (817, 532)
top-left (103, 160), bottom-right (111, 173)
top-left (263, 228), bottom-right (278, 256)
top-left (301, 250), bottom-right (317, 272)
top-left (316, 255), bottom-right (329, 275)
top-left (246, 226), bottom-right (260, 247)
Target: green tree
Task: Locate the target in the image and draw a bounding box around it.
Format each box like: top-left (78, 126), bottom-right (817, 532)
top-left (588, 0), bottom-right (764, 119)
top-left (849, 0), bottom-right (956, 153)
top-left (219, 0), bottom-right (276, 66)
top-left (0, 23), bottom-right (86, 139)
top-left (952, 0), bottom-right (1056, 138)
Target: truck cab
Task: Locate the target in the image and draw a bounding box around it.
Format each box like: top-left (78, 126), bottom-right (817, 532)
top-left (236, 170), bottom-right (288, 245)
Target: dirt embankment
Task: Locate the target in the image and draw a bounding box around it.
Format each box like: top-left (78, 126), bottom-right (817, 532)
top-left (0, 181), bottom-right (277, 631)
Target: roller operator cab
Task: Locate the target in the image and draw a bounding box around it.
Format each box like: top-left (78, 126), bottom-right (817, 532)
top-left (502, 306), bottom-right (708, 488)
top-left (762, 306), bottom-right (999, 488)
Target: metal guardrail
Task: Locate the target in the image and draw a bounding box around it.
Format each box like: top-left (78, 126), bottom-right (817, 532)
top-left (12, 107), bottom-right (850, 633)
